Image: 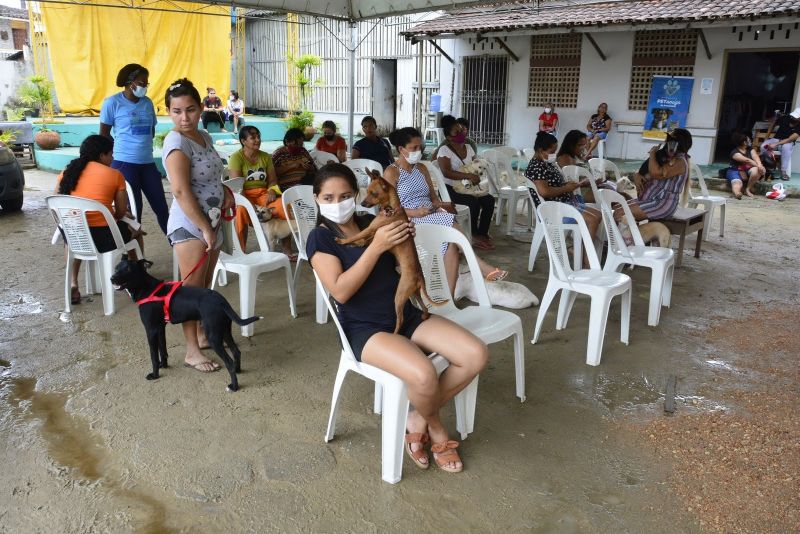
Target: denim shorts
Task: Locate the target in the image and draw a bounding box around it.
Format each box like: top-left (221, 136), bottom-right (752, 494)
top-left (168, 227), bottom-right (223, 250)
top-left (725, 168), bottom-right (744, 183)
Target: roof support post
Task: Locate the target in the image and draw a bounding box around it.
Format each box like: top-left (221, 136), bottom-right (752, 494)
top-left (493, 37), bottom-right (519, 62)
top-left (417, 38), bottom-right (424, 129)
top-left (348, 21), bottom-right (357, 151)
top-left (698, 29), bottom-right (712, 60)
top-left (584, 33), bottom-right (607, 61)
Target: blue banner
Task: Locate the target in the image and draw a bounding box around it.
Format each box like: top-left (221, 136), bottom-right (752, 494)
top-left (642, 76), bottom-right (694, 141)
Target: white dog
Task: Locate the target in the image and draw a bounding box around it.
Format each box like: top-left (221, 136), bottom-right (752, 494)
top-left (454, 265), bottom-right (539, 309)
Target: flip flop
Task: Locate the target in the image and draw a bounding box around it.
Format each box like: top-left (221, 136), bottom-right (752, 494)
top-left (431, 440), bottom-right (463, 473)
top-left (404, 432), bottom-right (430, 469)
top-left (284, 252), bottom-right (298, 262)
top-left (485, 268), bottom-right (508, 282)
top-left (183, 361), bottom-right (221, 373)
top-left (70, 287), bottom-right (81, 305)
top-left (472, 239), bottom-right (493, 251)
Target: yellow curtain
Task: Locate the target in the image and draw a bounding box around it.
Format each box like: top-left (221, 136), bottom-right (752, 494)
top-left (40, 1), bottom-right (231, 115)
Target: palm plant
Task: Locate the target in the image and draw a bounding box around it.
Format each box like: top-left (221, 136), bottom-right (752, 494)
top-left (18, 75), bottom-right (55, 123)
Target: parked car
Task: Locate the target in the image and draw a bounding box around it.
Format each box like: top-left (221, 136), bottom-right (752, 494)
top-left (0, 146), bottom-right (24, 212)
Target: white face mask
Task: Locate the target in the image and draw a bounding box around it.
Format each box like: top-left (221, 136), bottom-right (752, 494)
top-left (132, 85), bottom-right (147, 98)
top-left (544, 108), bottom-right (552, 114)
top-left (404, 149), bottom-right (422, 165)
top-left (547, 152), bottom-right (557, 163)
top-left (318, 198), bottom-right (356, 224)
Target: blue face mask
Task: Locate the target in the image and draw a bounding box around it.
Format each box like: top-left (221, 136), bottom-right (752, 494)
top-left (132, 84), bottom-right (147, 98)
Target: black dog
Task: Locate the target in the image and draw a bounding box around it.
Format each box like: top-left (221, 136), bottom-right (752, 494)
top-left (111, 258), bottom-right (260, 391)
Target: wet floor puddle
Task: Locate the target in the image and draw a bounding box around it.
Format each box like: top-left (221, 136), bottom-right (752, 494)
top-left (1, 363), bottom-right (173, 533)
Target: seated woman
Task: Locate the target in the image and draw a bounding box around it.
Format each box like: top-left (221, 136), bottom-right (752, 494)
top-left (314, 120), bottom-right (347, 163)
top-left (351, 116), bottom-right (393, 169)
top-left (229, 126), bottom-right (283, 250)
top-left (307, 163), bottom-right (489, 473)
top-left (538, 103), bottom-right (559, 134)
top-left (201, 87), bottom-right (226, 132)
top-left (436, 115), bottom-right (496, 251)
top-left (586, 103), bottom-right (612, 156)
top-left (383, 127), bottom-right (508, 296)
top-left (556, 130), bottom-right (589, 169)
top-left (727, 132), bottom-right (765, 199)
top-left (525, 132), bottom-right (602, 244)
top-left (630, 128), bottom-right (693, 221)
top-left (55, 134), bottom-right (141, 304)
top-left (431, 117), bottom-right (477, 159)
top-left (272, 128), bottom-right (317, 190)
top-left (224, 90), bottom-right (245, 134)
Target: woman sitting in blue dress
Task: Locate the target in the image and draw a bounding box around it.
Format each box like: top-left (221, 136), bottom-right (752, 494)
top-left (307, 163), bottom-right (488, 473)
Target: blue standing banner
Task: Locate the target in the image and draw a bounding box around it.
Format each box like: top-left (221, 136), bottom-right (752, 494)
top-left (642, 76), bottom-right (694, 141)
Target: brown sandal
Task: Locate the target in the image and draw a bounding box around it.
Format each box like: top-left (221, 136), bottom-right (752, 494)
top-left (431, 440), bottom-right (463, 473)
top-left (404, 432), bottom-right (430, 469)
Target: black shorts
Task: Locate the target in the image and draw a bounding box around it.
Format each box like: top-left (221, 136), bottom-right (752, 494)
top-left (60, 221), bottom-right (132, 253)
top-left (346, 307), bottom-right (425, 362)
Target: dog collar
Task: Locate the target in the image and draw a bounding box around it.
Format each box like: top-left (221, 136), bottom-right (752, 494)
top-left (136, 281), bottom-right (182, 323)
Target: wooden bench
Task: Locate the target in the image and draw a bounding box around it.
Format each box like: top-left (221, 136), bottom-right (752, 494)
top-left (657, 207), bottom-right (707, 267)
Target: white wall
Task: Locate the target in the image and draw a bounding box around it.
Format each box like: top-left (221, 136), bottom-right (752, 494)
top-left (0, 49), bottom-right (33, 117)
top-left (437, 22), bottom-right (800, 168)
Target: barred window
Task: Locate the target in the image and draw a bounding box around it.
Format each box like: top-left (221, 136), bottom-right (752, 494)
top-left (628, 29), bottom-right (697, 110)
top-left (528, 33), bottom-right (582, 108)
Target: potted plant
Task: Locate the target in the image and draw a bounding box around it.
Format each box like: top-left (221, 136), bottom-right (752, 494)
top-left (285, 54), bottom-right (323, 140)
top-left (18, 75), bottom-right (61, 149)
top-left (34, 125), bottom-right (60, 150)
top-left (286, 110), bottom-right (316, 141)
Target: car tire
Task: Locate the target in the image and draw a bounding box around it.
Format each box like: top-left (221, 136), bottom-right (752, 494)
top-left (0, 196), bottom-right (23, 212)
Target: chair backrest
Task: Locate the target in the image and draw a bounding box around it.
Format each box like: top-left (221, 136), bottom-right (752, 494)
top-left (522, 148), bottom-right (535, 162)
top-left (594, 190), bottom-right (646, 258)
top-left (495, 146), bottom-right (520, 159)
top-left (481, 149), bottom-right (516, 194)
top-left (343, 158), bottom-right (383, 189)
top-left (281, 185), bottom-right (317, 256)
top-left (537, 201), bottom-right (601, 279)
top-left (231, 192), bottom-right (272, 253)
top-left (690, 162), bottom-right (710, 198)
top-left (125, 182), bottom-right (137, 220)
top-left (46, 195), bottom-right (124, 256)
top-left (312, 271), bottom-right (357, 361)
top-left (588, 157), bottom-right (623, 182)
top-left (309, 149), bottom-right (338, 168)
top-left (223, 176), bottom-right (246, 194)
top-left (561, 164), bottom-right (599, 200)
top-left (414, 224), bottom-right (490, 313)
top-left (419, 160), bottom-right (452, 202)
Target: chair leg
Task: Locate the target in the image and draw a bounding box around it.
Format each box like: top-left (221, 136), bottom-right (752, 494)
top-left (585, 294), bottom-right (613, 366)
top-left (647, 266), bottom-right (666, 327)
top-left (703, 205), bottom-right (716, 239)
top-left (718, 203), bottom-right (725, 237)
top-left (662, 263), bottom-right (674, 308)
top-left (284, 264), bottom-right (297, 318)
top-left (324, 360), bottom-right (349, 442)
top-left (380, 380), bottom-right (409, 484)
top-left (532, 284), bottom-right (559, 344)
top-left (210, 265), bottom-right (221, 290)
top-left (556, 290), bottom-right (577, 330)
top-left (495, 197), bottom-right (505, 226)
top-left (455, 375), bottom-right (479, 439)
top-left (239, 274), bottom-right (257, 337)
top-left (99, 253), bottom-right (116, 316)
top-left (64, 253), bottom-right (74, 313)
top-left (528, 225), bottom-right (544, 271)
top-left (513, 328), bottom-right (526, 402)
top-left (620, 289), bottom-right (631, 345)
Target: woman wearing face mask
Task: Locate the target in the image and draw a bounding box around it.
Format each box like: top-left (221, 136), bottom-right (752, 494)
top-left (272, 128), bottom-right (318, 191)
top-left (100, 63), bottom-right (169, 235)
top-left (538, 103), bottom-right (558, 134)
top-left (437, 115), bottom-right (497, 251)
top-left (726, 132), bottom-right (765, 199)
top-left (163, 78), bottom-right (234, 374)
top-left (384, 127), bottom-right (508, 293)
top-left (314, 120), bottom-right (347, 162)
top-left (201, 87), bottom-right (227, 132)
top-left (630, 128), bottom-right (693, 220)
top-left (556, 130), bottom-right (590, 169)
top-left (307, 163), bottom-right (489, 473)
top-left (525, 132), bottom-right (602, 242)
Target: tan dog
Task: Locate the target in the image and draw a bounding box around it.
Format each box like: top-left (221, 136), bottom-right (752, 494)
top-left (254, 205), bottom-right (292, 251)
top-left (639, 221), bottom-right (671, 248)
top-left (336, 170), bottom-right (442, 333)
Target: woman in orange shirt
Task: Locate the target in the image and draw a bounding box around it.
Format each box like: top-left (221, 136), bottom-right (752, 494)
top-left (314, 120), bottom-right (347, 162)
top-left (56, 135), bottom-right (141, 304)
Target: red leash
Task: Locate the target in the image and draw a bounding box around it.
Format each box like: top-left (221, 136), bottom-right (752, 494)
top-left (136, 252), bottom-right (209, 323)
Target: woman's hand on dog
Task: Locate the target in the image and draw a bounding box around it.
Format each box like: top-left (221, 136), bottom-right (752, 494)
top-left (371, 220), bottom-right (413, 252)
top-left (466, 173), bottom-right (481, 185)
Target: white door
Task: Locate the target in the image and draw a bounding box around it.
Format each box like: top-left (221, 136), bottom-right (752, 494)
top-left (371, 59), bottom-right (397, 132)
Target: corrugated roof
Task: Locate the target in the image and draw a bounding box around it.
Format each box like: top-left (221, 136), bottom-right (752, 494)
top-left (0, 5), bottom-right (28, 20)
top-left (403, 0), bottom-right (800, 37)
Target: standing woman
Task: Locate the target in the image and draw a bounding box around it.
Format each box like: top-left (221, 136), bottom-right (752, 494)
top-left (100, 63), bottom-right (169, 234)
top-left (436, 115), bottom-right (496, 251)
top-left (163, 78), bottom-right (234, 373)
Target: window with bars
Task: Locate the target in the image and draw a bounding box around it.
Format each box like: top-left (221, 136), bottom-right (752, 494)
top-left (528, 33), bottom-right (582, 108)
top-left (628, 29), bottom-right (698, 110)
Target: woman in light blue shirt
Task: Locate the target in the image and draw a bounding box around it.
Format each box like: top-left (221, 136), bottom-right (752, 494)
top-left (100, 64), bottom-right (169, 234)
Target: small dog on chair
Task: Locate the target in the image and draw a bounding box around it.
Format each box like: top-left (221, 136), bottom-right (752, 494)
top-left (253, 204), bottom-right (292, 251)
top-left (110, 257), bottom-right (260, 391)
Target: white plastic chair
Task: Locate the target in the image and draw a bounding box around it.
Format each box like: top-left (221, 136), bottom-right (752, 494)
top-left (688, 163), bottom-right (726, 238)
top-left (595, 190), bottom-right (675, 327)
top-left (522, 148), bottom-right (535, 163)
top-left (316, 272), bottom-right (477, 484)
top-left (309, 149), bottom-right (338, 168)
top-left (423, 127), bottom-right (445, 147)
top-left (588, 157), bottom-right (625, 185)
top-left (562, 164), bottom-right (600, 201)
top-left (527, 180), bottom-right (583, 272)
top-left (482, 149), bottom-right (534, 235)
top-left (211, 193), bottom-right (297, 336)
top-left (414, 223), bottom-right (526, 402)
top-left (343, 158), bottom-right (382, 215)
top-left (282, 185), bottom-right (329, 325)
top-left (531, 202), bottom-right (631, 366)
top-left (495, 146), bottom-right (520, 160)
top-left (418, 160), bottom-right (472, 243)
top-left (47, 195), bottom-right (143, 315)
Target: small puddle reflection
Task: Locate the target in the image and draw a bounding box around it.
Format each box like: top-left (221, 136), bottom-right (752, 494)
top-left (0, 294), bottom-right (43, 320)
top-left (1, 368), bottom-right (173, 533)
